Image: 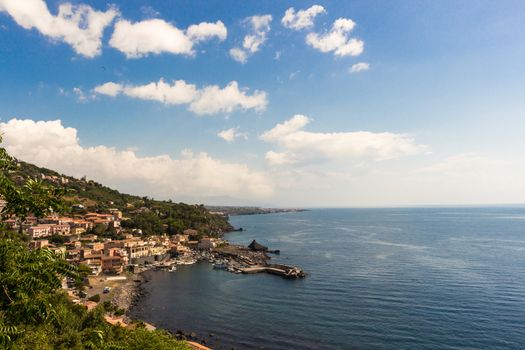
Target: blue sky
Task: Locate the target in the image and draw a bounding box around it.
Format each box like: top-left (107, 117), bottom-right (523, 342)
top-left (0, 0), bottom-right (524, 206)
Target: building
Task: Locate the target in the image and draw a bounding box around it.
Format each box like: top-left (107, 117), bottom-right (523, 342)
top-left (29, 240), bottom-right (49, 249)
top-left (85, 242), bottom-right (104, 251)
top-left (171, 234), bottom-right (189, 243)
top-left (108, 208), bottom-right (123, 219)
top-left (198, 237), bottom-right (218, 250)
top-left (29, 225), bottom-right (52, 238)
top-left (71, 219), bottom-right (93, 231)
top-left (4, 219), bottom-right (18, 229)
top-left (51, 224), bottom-right (71, 236)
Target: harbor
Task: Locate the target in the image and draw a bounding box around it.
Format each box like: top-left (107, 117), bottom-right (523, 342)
top-left (126, 237), bottom-right (306, 279)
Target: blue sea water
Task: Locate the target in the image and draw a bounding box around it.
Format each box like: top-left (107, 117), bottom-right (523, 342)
top-left (129, 208), bottom-right (525, 349)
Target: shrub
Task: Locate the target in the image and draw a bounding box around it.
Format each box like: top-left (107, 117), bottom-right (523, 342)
top-left (114, 308), bottom-right (125, 316)
top-left (88, 294), bottom-right (100, 302)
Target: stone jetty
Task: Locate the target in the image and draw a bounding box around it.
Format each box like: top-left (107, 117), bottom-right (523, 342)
top-left (240, 264), bottom-right (307, 278)
top-left (201, 241), bottom-right (307, 279)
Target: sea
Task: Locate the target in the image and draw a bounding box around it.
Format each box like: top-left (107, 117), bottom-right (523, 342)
top-left (129, 208), bottom-right (525, 349)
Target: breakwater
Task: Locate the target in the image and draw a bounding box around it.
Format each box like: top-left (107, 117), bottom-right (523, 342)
top-left (240, 264), bottom-right (306, 278)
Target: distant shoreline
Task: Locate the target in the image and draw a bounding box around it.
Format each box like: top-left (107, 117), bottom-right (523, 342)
top-left (206, 206), bottom-right (307, 216)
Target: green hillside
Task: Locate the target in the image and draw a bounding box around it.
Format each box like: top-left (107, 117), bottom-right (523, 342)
top-left (11, 160), bottom-right (233, 237)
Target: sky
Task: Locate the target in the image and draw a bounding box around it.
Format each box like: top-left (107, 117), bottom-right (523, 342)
top-left (0, 0), bottom-right (524, 207)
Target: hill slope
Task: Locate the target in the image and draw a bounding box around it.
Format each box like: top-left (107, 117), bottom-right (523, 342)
top-left (11, 160), bottom-right (233, 236)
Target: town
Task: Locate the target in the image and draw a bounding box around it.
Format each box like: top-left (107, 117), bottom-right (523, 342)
top-left (5, 208), bottom-right (226, 276)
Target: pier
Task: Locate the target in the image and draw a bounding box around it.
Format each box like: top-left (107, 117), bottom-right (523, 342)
top-left (240, 264), bottom-right (307, 279)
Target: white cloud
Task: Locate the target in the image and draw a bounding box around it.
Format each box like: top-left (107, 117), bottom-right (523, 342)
top-left (0, 0), bottom-right (117, 58)
top-left (93, 79), bottom-right (267, 116)
top-left (189, 81), bottom-right (267, 115)
top-left (217, 127), bottom-right (247, 142)
top-left (306, 18), bottom-right (364, 57)
top-left (264, 151), bottom-right (298, 166)
top-left (1, 119), bottom-right (273, 202)
top-left (93, 82), bottom-right (122, 97)
top-left (122, 79), bottom-right (197, 105)
top-left (186, 20), bottom-right (227, 42)
top-left (349, 62), bottom-right (370, 73)
top-left (230, 14), bottom-right (272, 63)
top-left (282, 5), bottom-right (325, 30)
top-left (229, 47), bottom-right (248, 64)
top-left (261, 115), bottom-right (426, 165)
top-left (109, 18), bottom-right (226, 58)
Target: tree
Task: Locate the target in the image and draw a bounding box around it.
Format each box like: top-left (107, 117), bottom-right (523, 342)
top-left (0, 139), bottom-right (66, 237)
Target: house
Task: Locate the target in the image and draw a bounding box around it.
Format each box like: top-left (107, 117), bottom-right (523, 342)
top-left (186, 241), bottom-right (199, 249)
top-left (29, 240), bottom-right (49, 249)
top-left (171, 243), bottom-right (190, 256)
top-left (65, 241), bottom-right (82, 250)
top-left (127, 245), bottom-right (150, 259)
top-left (4, 219), bottom-right (18, 229)
top-left (171, 234), bottom-right (189, 243)
top-left (71, 227), bottom-right (86, 235)
top-left (29, 225), bottom-right (52, 238)
top-left (41, 216), bottom-right (72, 225)
top-left (51, 224), bottom-right (71, 236)
top-left (108, 208), bottom-right (123, 219)
top-left (102, 255), bottom-right (124, 274)
top-left (24, 216), bottom-right (38, 226)
top-left (85, 242), bottom-right (104, 251)
top-left (198, 237), bottom-right (217, 250)
top-left (79, 234), bottom-right (98, 242)
top-left (71, 219), bottom-right (93, 231)
top-left (49, 246), bottom-right (66, 254)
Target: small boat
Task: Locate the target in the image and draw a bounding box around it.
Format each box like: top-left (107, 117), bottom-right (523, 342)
top-left (213, 263), bottom-right (227, 270)
top-left (168, 266), bottom-right (177, 272)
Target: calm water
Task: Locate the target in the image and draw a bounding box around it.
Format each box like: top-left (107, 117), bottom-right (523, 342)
top-left (129, 208), bottom-right (525, 349)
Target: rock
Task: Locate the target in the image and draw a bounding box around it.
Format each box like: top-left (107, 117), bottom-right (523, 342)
top-left (248, 240), bottom-right (268, 252)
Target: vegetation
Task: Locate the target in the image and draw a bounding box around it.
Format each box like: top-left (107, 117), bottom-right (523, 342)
top-left (11, 161), bottom-right (233, 237)
top-left (0, 138), bottom-right (190, 349)
top-left (88, 294), bottom-right (100, 303)
top-left (0, 151), bottom-right (65, 226)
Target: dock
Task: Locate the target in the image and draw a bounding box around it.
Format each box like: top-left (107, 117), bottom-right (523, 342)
top-left (240, 264), bottom-right (306, 278)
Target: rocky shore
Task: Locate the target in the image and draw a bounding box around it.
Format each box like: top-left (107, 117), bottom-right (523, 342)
top-left (111, 274), bottom-right (144, 312)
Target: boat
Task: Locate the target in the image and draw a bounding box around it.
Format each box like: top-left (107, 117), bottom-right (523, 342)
top-left (168, 266), bottom-right (177, 272)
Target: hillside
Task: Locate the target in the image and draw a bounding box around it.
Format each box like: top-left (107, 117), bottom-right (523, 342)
top-left (10, 160), bottom-right (233, 236)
